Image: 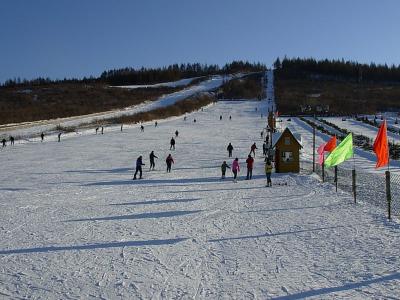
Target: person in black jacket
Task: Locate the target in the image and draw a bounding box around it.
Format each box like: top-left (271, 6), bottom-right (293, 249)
top-left (166, 154), bottom-right (174, 173)
top-left (133, 156), bottom-right (145, 180)
top-left (149, 151), bottom-right (158, 170)
top-left (9, 136), bottom-right (14, 146)
top-left (170, 137), bottom-right (176, 150)
top-left (227, 143), bottom-right (233, 157)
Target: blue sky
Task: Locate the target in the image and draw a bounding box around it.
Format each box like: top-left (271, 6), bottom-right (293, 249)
top-left (1, 0), bottom-right (400, 83)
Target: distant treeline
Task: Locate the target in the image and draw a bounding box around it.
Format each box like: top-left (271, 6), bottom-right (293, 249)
top-left (1, 61), bottom-right (265, 88)
top-left (274, 57), bottom-right (400, 83)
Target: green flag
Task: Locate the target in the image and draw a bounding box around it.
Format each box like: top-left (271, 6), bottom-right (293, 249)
top-left (324, 133), bottom-right (353, 168)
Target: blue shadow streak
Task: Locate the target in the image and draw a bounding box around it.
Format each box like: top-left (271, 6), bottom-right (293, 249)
top-left (0, 238), bottom-right (188, 255)
top-left (66, 210), bottom-right (202, 222)
top-left (272, 272), bottom-right (400, 299)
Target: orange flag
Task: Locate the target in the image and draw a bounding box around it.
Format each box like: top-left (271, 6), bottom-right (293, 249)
top-left (324, 136), bottom-right (337, 153)
top-left (373, 120), bottom-right (389, 168)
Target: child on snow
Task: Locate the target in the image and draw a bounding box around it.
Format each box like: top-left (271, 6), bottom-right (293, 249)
top-left (232, 158), bottom-right (240, 182)
top-left (221, 161), bottom-right (230, 179)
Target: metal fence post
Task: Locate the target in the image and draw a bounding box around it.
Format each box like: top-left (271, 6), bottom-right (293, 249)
top-left (334, 166), bottom-right (338, 192)
top-left (386, 170), bottom-right (392, 220)
top-left (352, 169), bottom-right (356, 204)
top-left (312, 125), bottom-right (315, 172)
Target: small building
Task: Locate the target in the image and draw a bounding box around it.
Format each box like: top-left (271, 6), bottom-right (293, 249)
top-left (272, 128), bottom-right (302, 173)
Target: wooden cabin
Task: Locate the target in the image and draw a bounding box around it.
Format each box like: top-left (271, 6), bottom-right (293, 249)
top-left (272, 128), bottom-right (302, 173)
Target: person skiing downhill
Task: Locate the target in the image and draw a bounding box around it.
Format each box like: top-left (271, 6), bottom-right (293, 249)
top-left (265, 159), bottom-right (273, 187)
top-left (170, 137), bottom-right (176, 150)
top-left (227, 143), bottom-right (233, 157)
top-left (149, 151), bottom-right (158, 170)
top-left (41, 132), bottom-right (45, 142)
top-left (246, 155), bottom-right (254, 180)
top-left (175, 130), bottom-right (179, 138)
top-left (1, 138), bottom-right (6, 147)
top-left (221, 161), bottom-right (230, 179)
top-left (140, 125), bottom-right (144, 132)
top-left (250, 143), bottom-right (258, 156)
top-left (166, 154), bottom-right (174, 173)
top-left (232, 158), bottom-right (240, 182)
top-left (9, 136), bottom-right (14, 145)
top-left (133, 155), bottom-right (145, 180)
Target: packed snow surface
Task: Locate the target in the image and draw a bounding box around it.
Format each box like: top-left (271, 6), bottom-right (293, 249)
top-left (1, 97), bottom-right (400, 298)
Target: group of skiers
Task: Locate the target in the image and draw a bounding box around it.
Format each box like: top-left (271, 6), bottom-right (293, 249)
top-left (222, 141), bottom-right (274, 186)
top-left (2, 136), bottom-right (14, 147)
top-left (133, 151), bottom-right (175, 180)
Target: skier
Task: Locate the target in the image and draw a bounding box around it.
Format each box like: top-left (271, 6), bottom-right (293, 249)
top-left (58, 133), bottom-right (62, 142)
top-left (9, 136), bottom-right (14, 145)
top-left (267, 147), bottom-right (274, 162)
top-left (246, 155), bottom-right (254, 180)
top-left (265, 159), bottom-right (273, 187)
top-left (220, 115), bottom-right (222, 121)
top-left (175, 130), bottom-right (179, 138)
top-left (227, 142), bottom-right (234, 157)
top-left (140, 125), bottom-right (144, 132)
top-left (149, 151), bottom-right (158, 170)
top-left (166, 154), bottom-right (174, 173)
top-left (194, 119), bottom-right (196, 123)
top-left (170, 137), bottom-right (176, 150)
top-left (95, 127), bottom-right (99, 134)
top-left (232, 158), bottom-right (240, 182)
top-left (133, 155), bottom-right (145, 180)
top-left (1, 138), bottom-right (6, 147)
top-left (250, 142), bottom-right (258, 156)
top-left (155, 121), bottom-right (158, 127)
top-left (261, 131), bottom-right (264, 139)
top-left (221, 161), bottom-right (230, 179)
top-left (229, 115), bottom-right (232, 120)
top-left (41, 132), bottom-right (45, 142)
top-left (121, 124), bottom-right (123, 131)
top-left (101, 126), bottom-right (104, 134)
top-left (263, 142), bottom-right (267, 156)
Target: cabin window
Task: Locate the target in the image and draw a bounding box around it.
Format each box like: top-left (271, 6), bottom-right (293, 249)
top-left (284, 137), bottom-right (291, 145)
top-left (281, 151), bottom-right (293, 162)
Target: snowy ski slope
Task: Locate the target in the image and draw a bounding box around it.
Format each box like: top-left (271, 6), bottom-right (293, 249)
top-left (1, 97), bottom-right (400, 298)
top-left (0, 74), bottom-right (242, 140)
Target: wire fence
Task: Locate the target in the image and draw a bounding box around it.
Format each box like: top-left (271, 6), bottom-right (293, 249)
top-left (300, 159), bottom-right (400, 219)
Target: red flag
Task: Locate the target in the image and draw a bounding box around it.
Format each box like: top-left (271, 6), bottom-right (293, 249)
top-left (324, 136), bottom-right (337, 153)
top-left (317, 143), bottom-right (327, 165)
top-left (373, 120), bottom-right (389, 169)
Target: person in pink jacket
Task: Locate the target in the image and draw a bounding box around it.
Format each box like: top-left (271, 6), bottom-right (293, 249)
top-left (232, 157), bottom-right (240, 182)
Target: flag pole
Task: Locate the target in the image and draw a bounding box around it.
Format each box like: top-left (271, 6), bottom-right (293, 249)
top-left (387, 120), bottom-right (390, 172)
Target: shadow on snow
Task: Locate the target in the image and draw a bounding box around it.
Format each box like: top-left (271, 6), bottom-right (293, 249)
top-left (110, 198), bottom-right (201, 206)
top-left (0, 238), bottom-right (188, 255)
top-left (66, 210), bottom-right (202, 222)
top-left (271, 272), bottom-right (400, 299)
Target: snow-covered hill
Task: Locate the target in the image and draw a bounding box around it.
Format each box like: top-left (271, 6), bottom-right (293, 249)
top-left (1, 97), bottom-right (399, 299)
top-left (0, 74), bottom-right (243, 140)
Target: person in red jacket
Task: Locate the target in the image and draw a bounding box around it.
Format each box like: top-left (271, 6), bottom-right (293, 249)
top-left (246, 154), bottom-right (254, 180)
top-left (166, 154), bottom-right (174, 173)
